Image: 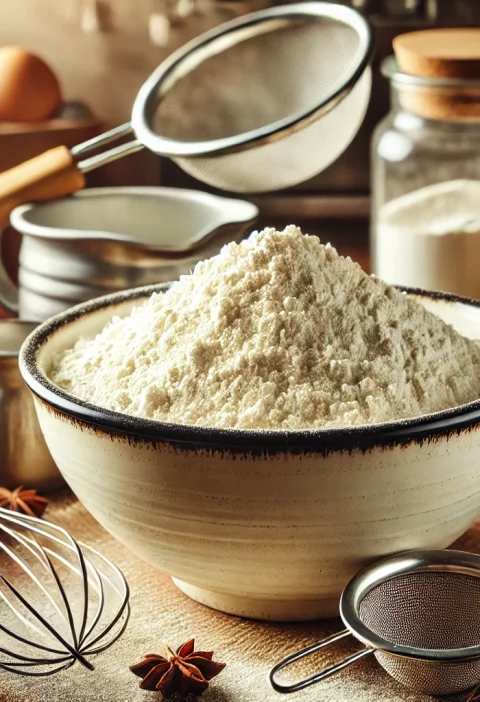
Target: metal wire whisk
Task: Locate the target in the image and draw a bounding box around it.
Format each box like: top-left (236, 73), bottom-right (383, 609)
top-left (0, 506), bottom-right (130, 676)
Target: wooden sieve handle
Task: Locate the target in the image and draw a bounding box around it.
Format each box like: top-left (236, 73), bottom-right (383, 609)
top-left (0, 146), bottom-right (85, 227)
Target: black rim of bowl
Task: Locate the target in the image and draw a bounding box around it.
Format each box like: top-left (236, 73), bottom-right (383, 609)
top-left (19, 284), bottom-right (480, 453)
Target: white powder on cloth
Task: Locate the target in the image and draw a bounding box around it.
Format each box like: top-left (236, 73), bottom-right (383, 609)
top-left (50, 225), bottom-right (480, 430)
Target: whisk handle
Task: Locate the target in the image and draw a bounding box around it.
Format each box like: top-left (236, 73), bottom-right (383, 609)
top-left (269, 629), bottom-right (373, 693)
top-left (0, 146), bottom-right (84, 227)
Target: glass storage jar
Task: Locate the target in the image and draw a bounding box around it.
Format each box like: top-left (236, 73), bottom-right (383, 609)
top-left (371, 56), bottom-right (480, 298)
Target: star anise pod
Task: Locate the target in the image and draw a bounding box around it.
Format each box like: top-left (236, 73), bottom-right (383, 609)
top-left (130, 639), bottom-right (226, 699)
top-left (0, 486), bottom-right (48, 518)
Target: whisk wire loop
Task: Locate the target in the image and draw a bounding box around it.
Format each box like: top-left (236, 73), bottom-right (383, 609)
top-left (0, 618), bottom-right (66, 656)
top-left (0, 574), bottom-right (94, 670)
top-left (0, 506), bottom-right (129, 675)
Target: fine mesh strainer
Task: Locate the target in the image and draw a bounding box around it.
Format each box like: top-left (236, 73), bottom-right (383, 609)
top-left (270, 550), bottom-right (480, 698)
top-left (0, 2), bottom-right (373, 223)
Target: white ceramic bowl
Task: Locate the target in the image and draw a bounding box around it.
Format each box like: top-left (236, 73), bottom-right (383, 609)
top-left (19, 285), bottom-right (480, 621)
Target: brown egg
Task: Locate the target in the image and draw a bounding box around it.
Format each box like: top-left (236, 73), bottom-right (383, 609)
top-left (0, 46), bottom-right (62, 122)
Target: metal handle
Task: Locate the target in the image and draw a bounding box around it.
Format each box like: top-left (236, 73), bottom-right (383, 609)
top-left (71, 123), bottom-right (144, 173)
top-left (269, 629), bottom-right (373, 694)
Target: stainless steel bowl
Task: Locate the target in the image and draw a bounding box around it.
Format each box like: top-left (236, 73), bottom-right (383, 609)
top-left (0, 320), bottom-right (62, 491)
top-left (2, 187), bottom-right (258, 321)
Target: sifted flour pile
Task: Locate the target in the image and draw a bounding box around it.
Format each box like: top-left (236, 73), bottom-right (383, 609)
top-left (50, 225), bottom-right (480, 430)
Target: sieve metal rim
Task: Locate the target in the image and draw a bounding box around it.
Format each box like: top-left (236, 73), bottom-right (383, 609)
top-left (270, 549), bottom-right (480, 695)
top-left (340, 549), bottom-right (480, 664)
top-left (130, 1), bottom-right (374, 159)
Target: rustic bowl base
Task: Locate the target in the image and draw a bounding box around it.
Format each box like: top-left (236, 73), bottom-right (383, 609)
top-left (172, 578), bottom-right (339, 621)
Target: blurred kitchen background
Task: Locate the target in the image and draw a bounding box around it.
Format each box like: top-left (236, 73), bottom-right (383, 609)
top-left (0, 0), bottom-right (479, 282)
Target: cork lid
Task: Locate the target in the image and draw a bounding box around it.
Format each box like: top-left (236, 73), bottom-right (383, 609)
top-left (393, 28), bottom-right (480, 79)
top-left (391, 29), bottom-right (480, 120)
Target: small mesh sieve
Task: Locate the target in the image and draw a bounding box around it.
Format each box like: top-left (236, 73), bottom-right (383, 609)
top-left (269, 550), bottom-right (480, 698)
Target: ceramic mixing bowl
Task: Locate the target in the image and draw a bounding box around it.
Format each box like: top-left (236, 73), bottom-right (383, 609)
top-left (19, 285), bottom-right (480, 621)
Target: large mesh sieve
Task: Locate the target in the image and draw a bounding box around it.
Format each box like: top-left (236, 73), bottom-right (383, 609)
top-left (0, 2), bottom-right (373, 235)
top-left (270, 550), bottom-right (480, 698)
top-left (129, 2), bottom-right (373, 192)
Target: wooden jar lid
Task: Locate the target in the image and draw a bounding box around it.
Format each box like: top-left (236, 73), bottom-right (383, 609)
top-left (392, 29), bottom-right (480, 120)
top-left (393, 28), bottom-right (480, 79)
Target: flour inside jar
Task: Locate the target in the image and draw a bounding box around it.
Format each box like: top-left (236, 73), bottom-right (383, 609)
top-left (375, 179), bottom-right (480, 298)
top-left (50, 225), bottom-right (480, 430)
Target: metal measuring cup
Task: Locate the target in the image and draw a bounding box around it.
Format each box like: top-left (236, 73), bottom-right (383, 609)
top-left (0, 320), bottom-right (62, 491)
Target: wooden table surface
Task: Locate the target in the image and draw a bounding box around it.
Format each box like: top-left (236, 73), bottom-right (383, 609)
top-left (0, 490), bottom-right (477, 702)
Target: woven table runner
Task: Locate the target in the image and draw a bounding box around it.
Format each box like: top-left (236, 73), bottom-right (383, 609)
top-left (0, 490), bottom-right (478, 702)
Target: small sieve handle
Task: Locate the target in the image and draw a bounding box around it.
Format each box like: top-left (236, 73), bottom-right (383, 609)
top-left (269, 629), bottom-right (373, 694)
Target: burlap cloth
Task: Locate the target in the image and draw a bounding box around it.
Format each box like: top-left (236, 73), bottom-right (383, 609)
top-left (1, 490), bottom-right (479, 702)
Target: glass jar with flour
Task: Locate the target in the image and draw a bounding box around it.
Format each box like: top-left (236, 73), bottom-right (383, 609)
top-left (371, 29), bottom-right (480, 299)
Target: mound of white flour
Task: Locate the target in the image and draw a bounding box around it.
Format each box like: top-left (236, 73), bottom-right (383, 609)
top-left (50, 225), bottom-right (480, 429)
